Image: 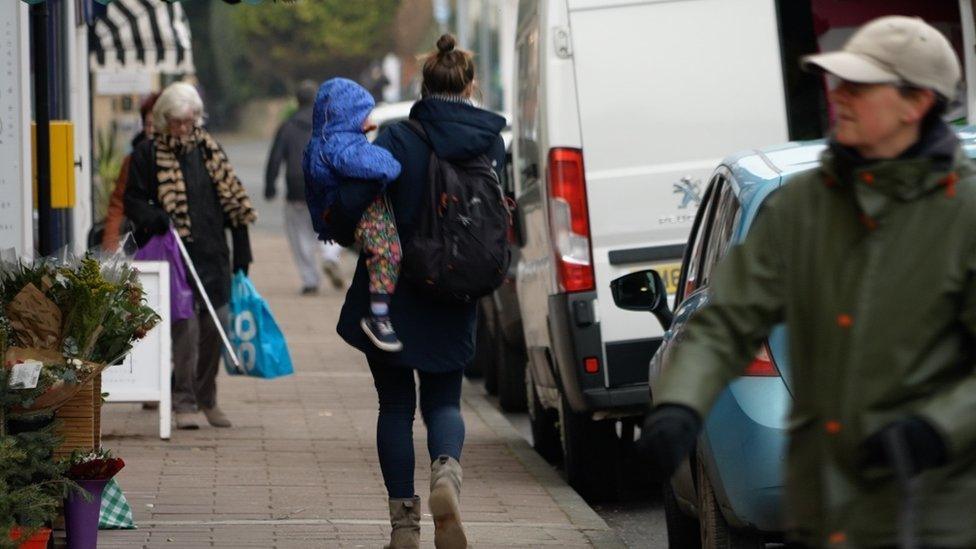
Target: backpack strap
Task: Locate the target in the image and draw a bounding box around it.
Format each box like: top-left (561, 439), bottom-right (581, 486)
top-left (405, 119), bottom-right (433, 148)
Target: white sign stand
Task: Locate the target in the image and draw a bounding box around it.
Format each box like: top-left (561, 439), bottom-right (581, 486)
top-left (102, 261), bottom-right (172, 440)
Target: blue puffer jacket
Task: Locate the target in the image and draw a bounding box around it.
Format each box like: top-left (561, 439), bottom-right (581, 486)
top-left (302, 77), bottom-right (401, 242)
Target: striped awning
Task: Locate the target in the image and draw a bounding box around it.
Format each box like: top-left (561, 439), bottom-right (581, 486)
top-left (89, 0), bottom-right (195, 74)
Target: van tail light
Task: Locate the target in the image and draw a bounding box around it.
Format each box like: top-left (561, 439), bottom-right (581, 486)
top-left (743, 343), bottom-right (779, 377)
top-left (548, 148), bottom-right (594, 292)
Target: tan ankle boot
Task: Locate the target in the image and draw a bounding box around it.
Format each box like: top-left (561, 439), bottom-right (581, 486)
top-left (202, 406), bottom-right (232, 428)
top-left (385, 496), bottom-right (420, 549)
top-left (429, 456), bottom-right (467, 549)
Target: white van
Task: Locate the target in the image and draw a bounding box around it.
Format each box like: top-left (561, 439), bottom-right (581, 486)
top-left (512, 0), bottom-right (975, 500)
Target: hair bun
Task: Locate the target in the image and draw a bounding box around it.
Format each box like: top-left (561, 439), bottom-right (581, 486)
top-left (436, 34), bottom-right (456, 54)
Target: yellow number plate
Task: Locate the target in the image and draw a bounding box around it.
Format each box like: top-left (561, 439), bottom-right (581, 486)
top-left (651, 262), bottom-right (683, 295)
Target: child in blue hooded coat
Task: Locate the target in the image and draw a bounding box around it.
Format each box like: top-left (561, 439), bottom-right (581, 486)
top-left (303, 78), bottom-right (404, 351)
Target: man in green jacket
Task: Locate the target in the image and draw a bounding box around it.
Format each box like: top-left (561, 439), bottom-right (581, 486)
top-left (643, 16), bottom-right (976, 548)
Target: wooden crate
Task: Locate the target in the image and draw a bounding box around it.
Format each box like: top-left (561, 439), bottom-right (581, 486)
top-left (53, 374), bottom-right (102, 459)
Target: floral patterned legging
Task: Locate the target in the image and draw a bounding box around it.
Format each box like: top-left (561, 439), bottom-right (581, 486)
top-left (355, 197), bottom-right (401, 296)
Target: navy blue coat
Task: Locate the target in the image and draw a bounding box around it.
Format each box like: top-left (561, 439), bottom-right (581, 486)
top-left (337, 98), bottom-right (506, 372)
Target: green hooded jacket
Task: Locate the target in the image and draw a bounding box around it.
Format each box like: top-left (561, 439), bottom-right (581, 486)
top-left (657, 124), bottom-right (976, 548)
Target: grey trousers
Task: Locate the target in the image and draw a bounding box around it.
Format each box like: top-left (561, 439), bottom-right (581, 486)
top-left (172, 304), bottom-right (228, 412)
top-left (284, 200), bottom-right (342, 289)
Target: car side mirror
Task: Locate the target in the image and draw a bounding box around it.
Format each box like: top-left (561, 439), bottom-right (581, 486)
top-left (610, 269), bottom-right (673, 330)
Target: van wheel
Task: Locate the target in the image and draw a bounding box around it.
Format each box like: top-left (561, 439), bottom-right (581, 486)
top-left (496, 330), bottom-right (527, 412)
top-left (697, 459), bottom-right (762, 548)
top-left (558, 394), bottom-right (621, 501)
top-left (526, 371), bottom-right (561, 463)
top-left (663, 482), bottom-right (701, 548)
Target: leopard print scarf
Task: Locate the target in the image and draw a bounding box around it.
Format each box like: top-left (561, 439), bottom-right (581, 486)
top-left (154, 127), bottom-right (257, 239)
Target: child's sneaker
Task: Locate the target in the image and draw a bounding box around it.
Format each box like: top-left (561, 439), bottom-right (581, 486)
top-left (361, 316), bottom-right (403, 352)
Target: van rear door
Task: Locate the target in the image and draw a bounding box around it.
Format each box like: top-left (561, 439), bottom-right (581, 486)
top-left (567, 0), bottom-right (789, 387)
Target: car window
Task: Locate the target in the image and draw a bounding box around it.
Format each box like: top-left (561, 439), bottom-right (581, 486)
top-left (677, 175), bottom-right (722, 303)
top-left (700, 178), bottom-right (741, 286)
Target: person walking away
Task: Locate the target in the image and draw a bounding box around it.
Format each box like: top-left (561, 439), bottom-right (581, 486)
top-left (336, 34), bottom-right (505, 549)
top-left (639, 16), bottom-right (976, 548)
top-left (303, 78), bottom-right (404, 351)
top-left (124, 81), bottom-right (256, 431)
top-left (265, 79), bottom-right (344, 295)
top-left (101, 92), bottom-right (160, 252)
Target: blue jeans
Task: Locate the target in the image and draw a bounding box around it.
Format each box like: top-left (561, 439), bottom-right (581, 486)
top-left (367, 358), bottom-right (465, 499)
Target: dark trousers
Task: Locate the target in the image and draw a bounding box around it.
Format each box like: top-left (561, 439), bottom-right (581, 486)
top-left (172, 305), bottom-right (227, 412)
top-left (367, 357), bottom-right (465, 499)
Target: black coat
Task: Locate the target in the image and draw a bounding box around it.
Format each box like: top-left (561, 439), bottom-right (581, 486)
top-left (123, 139), bottom-right (252, 309)
top-left (337, 98), bottom-right (506, 372)
top-left (265, 106), bottom-right (313, 202)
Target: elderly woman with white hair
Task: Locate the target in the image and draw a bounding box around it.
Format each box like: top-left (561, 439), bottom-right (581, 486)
top-left (125, 81), bottom-right (256, 430)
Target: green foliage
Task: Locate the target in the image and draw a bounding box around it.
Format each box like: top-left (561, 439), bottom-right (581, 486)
top-left (0, 416), bottom-right (73, 548)
top-left (184, 0), bottom-right (397, 129)
top-left (230, 0), bottom-right (399, 92)
top-left (0, 309), bottom-right (10, 361)
top-left (204, 0), bottom-right (262, 127)
top-left (93, 127), bottom-right (123, 222)
top-left (89, 261), bottom-right (160, 364)
top-left (57, 258), bottom-right (118, 360)
top-left (0, 258), bottom-right (55, 306)
top-left (1, 255), bottom-right (160, 365)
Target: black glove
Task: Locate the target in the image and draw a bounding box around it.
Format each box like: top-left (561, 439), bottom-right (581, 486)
top-left (231, 226), bottom-right (252, 276)
top-left (636, 404), bottom-right (702, 481)
top-left (861, 416), bottom-right (948, 477)
top-left (147, 210), bottom-right (171, 235)
top-left (264, 187), bottom-right (276, 201)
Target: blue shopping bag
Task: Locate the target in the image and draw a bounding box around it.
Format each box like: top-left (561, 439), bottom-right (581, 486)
top-left (225, 272), bottom-right (294, 378)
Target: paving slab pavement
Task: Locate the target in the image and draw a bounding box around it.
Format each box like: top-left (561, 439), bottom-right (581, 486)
top-left (97, 231), bottom-right (626, 548)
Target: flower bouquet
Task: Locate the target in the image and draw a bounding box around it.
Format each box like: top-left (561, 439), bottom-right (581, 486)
top-left (0, 254), bottom-right (160, 417)
top-left (64, 448), bottom-right (125, 482)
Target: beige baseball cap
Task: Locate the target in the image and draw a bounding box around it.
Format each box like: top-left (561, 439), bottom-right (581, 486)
top-left (802, 15), bottom-right (961, 100)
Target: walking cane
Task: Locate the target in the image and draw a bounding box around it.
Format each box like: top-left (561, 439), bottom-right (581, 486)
top-left (883, 429), bottom-right (920, 549)
top-left (171, 227), bottom-right (242, 372)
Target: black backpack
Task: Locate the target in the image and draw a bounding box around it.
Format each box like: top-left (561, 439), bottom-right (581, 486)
top-left (401, 120), bottom-right (511, 303)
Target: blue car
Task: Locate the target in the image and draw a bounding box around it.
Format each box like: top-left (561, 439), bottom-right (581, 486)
top-left (611, 127), bottom-right (976, 547)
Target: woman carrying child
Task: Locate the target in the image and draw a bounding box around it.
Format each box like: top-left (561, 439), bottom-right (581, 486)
top-left (328, 35), bottom-right (506, 549)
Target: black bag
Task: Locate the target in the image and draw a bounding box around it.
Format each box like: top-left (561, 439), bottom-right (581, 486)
top-left (402, 120), bottom-right (511, 303)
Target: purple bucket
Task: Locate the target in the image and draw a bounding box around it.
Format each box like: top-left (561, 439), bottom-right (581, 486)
top-left (64, 479), bottom-right (108, 549)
